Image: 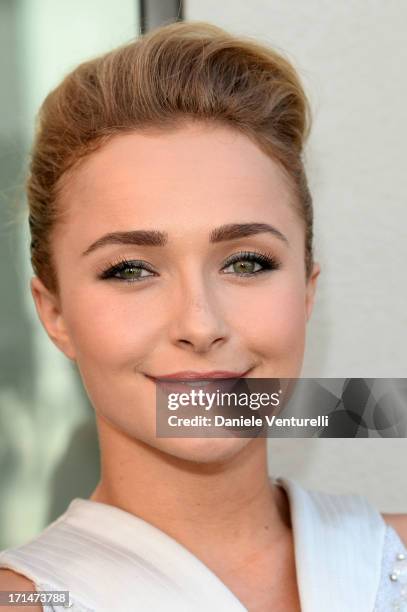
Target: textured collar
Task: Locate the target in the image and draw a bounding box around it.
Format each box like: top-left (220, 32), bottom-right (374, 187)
top-left (274, 476), bottom-right (386, 612)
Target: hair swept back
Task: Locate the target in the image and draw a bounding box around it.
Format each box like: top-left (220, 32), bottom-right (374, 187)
top-left (27, 20), bottom-right (313, 297)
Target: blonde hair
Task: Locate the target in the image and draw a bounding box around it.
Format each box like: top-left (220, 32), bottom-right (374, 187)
top-left (27, 20), bottom-right (313, 297)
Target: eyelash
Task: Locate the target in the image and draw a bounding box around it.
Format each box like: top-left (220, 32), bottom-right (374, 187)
top-left (97, 250), bottom-right (281, 285)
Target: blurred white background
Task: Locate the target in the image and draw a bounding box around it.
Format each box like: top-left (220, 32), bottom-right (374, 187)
top-left (185, 0), bottom-right (407, 514)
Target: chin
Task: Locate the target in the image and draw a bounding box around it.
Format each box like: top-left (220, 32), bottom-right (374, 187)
top-left (153, 435), bottom-right (254, 466)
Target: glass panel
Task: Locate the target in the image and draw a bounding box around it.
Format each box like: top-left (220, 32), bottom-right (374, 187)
top-left (0, 0), bottom-right (139, 549)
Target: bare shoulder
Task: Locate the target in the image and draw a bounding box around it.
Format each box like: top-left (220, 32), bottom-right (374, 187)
top-left (382, 513), bottom-right (407, 548)
top-left (0, 568), bottom-right (42, 611)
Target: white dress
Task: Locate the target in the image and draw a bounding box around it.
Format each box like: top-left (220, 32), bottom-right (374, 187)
top-left (0, 477), bottom-right (406, 611)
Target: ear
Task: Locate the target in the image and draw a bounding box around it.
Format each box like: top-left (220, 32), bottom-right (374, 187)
top-left (30, 276), bottom-right (77, 361)
top-left (305, 262), bottom-right (320, 322)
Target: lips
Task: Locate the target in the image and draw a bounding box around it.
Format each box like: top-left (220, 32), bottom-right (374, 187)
top-left (146, 369), bottom-right (251, 381)
top-left (145, 369), bottom-right (251, 397)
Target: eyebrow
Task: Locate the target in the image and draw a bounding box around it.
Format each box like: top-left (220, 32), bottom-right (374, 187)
top-left (81, 222), bottom-right (289, 256)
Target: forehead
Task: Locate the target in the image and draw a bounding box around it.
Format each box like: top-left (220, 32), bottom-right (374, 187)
top-left (57, 122), bottom-right (300, 240)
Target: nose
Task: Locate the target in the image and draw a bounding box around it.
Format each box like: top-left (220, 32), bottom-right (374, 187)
top-left (168, 276), bottom-right (229, 354)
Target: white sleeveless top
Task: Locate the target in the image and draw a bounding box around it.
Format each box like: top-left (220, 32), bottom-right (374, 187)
top-left (0, 477), bottom-right (406, 611)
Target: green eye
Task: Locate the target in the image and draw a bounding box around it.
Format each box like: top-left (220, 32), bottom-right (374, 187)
top-left (224, 260), bottom-right (262, 274)
top-left (100, 259), bottom-right (156, 283)
top-left (222, 251), bottom-right (280, 276)
top-left (118, 266), bottom-right (150, 280)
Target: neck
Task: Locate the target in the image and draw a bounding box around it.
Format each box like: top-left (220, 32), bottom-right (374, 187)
top-left (90, 414), bottom-right (291, 572)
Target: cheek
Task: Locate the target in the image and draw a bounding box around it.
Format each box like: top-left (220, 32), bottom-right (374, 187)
top-left (62, 290), bottom-right (158, 440)
top-left (60, 286), bottom-right (168, 432)
top-left (64, 288), bottom-right (161, 367)
top-left (231, 275), bottom-right (307, 368)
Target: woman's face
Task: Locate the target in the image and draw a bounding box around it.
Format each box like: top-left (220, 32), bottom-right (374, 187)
top-left (31, 121), bottom-right (319, 463)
